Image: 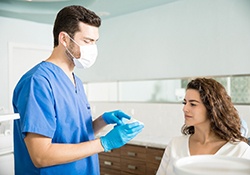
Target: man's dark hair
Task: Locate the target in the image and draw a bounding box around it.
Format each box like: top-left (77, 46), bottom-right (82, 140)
top-left (53, 5), bottom-right (101, 47)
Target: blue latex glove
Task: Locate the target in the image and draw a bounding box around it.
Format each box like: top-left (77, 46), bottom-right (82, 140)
top-left (100, 122), bottom-right (144, 152)
top-left (102, 110), bottom-right (131, 125)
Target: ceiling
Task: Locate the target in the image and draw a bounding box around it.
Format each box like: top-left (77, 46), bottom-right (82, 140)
top-left (0, 0), bottom-right (178, 24)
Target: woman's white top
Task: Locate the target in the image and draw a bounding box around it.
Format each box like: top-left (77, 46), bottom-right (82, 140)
top-left (156, 135), bottom-right (250, 175)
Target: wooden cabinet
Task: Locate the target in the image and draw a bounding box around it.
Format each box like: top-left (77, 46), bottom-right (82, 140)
top-left (100, 168), bottom-right (121, 175)
top-left (99, 148), bottom-right (121, 175)
top-left (146, 147), bottom-right (165, 174)
top-left (120, 144), bottom-right (146, 175)
top-left (99, 144), bottom-right (165, 175)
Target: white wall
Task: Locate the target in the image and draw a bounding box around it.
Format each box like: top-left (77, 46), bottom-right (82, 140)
top-left (90, 102), bottom-right (250, 139)
top-left (0, 0), bottom-right (250, 138)
top-left (76, 0), bottom-right (250, 81)
top-left (0, 17), bottom-right (53, 111)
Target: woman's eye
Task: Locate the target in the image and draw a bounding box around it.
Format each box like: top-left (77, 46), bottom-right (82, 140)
top-left (191, 103), bottom-right (196, 106)
top-left (182, 101), bottom-right (186, 105)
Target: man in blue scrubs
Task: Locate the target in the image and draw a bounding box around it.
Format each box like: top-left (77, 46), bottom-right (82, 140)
top-left (12, 5), bottom-right (144, 175)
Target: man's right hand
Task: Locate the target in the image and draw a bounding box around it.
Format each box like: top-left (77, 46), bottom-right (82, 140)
top-left (100, 122), bottom-right (144, 152)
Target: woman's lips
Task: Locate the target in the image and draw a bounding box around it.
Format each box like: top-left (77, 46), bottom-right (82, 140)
top-left (185, 115), bottom-right (192, 119)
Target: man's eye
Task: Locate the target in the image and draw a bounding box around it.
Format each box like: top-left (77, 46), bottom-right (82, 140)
top-left (84, 40), bottom-right (91, 44)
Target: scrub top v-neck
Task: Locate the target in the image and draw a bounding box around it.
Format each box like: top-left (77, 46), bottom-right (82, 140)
top-left (13, 61), bottom-right (99, 175)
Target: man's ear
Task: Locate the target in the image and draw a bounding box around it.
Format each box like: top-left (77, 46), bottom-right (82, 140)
top-left (59, 32), bottom-right (67, 47)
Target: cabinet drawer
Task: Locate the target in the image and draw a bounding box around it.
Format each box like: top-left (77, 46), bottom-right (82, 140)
top-left (121, 171), bottom-right (138, 175)
top-left (146, 162), bottom-right (160, 175)
top-left (99, 148), bottom-right (121, 157)
top-left (146, 147), bottom-right (164, 164)
top-left (100, 167), bottom-right (121, 175)
top-left (121, 144), bottom-right (146, 161)
top-left (121, 159), bottom-right (146, 175)
top-left (99, 154), bottom-right (120, 170)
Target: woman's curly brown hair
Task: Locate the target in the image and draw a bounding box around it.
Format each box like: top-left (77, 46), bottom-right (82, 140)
top-left (181, 77), bottom-right (248, 143)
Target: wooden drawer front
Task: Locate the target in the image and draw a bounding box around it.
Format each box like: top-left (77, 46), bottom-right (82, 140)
top-left (146, 162), bottom-right (160, 175)
top-left (121, 144), bottom-right (146, 161)
top-left (100, 167), bottom-right (121, 175)
top-left (121, 159), bottom-right (146, 175)
top-left (99, 155), bottom-right (120, 170)
top-left (99, 148), bottom-right (121, 157)
top-left (121, 171), bottom-right (138, 175)
top-left (146, 147), bottom-right (164, 164)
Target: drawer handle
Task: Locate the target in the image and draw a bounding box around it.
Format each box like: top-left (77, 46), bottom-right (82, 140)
top-left (128, 165), bottom-right (137, 170)
top-left (127, 151), bottom-right (136, 157)
top-left (104, 161), bottom-right (112, 166)
top-left (155, 156), bottom-right (162, 161)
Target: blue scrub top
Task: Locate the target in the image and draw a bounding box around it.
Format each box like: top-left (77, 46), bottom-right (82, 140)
top-left (12, 61), bottom-right (100, 175)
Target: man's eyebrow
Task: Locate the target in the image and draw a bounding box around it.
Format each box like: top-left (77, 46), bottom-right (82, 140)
top-left (83, 36), bottom-right (99, 42)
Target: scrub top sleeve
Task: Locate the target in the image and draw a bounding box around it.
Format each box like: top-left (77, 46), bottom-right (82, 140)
top-left (17, 76), bottom-right (56, 139)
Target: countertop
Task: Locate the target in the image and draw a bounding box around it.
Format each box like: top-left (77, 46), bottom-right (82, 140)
top-left (97, 125), bottom-right (173, 149)
top-left (128, 135), bottom-right (171, 149)
top-left (0, 113), bottom-right (20, 122)
top-left (0, 114), bottom-right (170, 149)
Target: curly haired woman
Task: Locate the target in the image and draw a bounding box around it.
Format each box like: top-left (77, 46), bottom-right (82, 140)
top-left (157, 77), bottom-right (250, 175)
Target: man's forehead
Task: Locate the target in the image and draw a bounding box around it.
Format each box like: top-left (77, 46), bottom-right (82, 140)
top-left (76, 23), bottom-right (99, 40)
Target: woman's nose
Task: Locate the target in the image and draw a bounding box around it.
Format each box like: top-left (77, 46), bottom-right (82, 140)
top-left (183, 105), bottom-right (188, 113)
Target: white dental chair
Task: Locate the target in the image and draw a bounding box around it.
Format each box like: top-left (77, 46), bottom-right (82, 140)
top-left (240, 118), bottom-right (250, 145)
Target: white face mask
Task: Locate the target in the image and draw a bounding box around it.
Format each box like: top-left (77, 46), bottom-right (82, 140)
top-left (65, 35), bottom-right (98, 69)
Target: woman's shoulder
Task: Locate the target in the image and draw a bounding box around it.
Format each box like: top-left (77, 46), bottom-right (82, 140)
top-left (228, 140), bottom-right (250, 147)
top-left (231, 141), bottom-right (250, 151)
top-left (218, 140), bottom-right (250, 158)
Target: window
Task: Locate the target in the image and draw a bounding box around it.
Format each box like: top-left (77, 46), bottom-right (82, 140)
top-left (84, 75), bottom-right (250, 105)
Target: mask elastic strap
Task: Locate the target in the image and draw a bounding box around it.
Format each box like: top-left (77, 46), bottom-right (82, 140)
top-left (65, 47), bottom-right (74, 59)
top-left (63, 43), bottom-right (77, 66)
top-left (63, 33), bottom-right (79, 61)
top-left (66, 34), bottom-right (80, 47)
